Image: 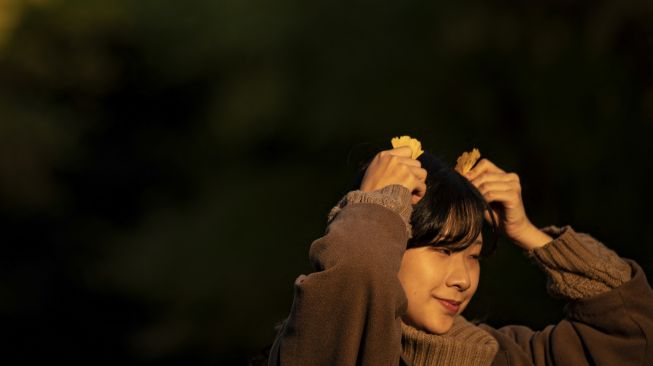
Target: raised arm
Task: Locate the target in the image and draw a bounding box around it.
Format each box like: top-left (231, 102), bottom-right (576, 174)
top-left (466, 158), bottom-right (653, 365)
top-left (481, 227), bottom-right (653, 365)
top-left (269, 147), bottom-right (427, 366)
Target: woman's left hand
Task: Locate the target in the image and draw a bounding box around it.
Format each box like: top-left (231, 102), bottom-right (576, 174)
top-left (465, 159), bottom-right (552, 250)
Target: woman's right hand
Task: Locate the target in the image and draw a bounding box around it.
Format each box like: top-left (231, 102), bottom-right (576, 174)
top-left (360, 146), bottom-right (427, 204)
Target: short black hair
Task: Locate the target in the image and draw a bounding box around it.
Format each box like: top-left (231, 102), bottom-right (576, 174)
top-left (351, 151), bottom-right (498, 257)
top-left (409, 152), bottom-right (498, 257)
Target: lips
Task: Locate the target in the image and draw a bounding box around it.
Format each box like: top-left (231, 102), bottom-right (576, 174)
top-left (435, 297), bottom-right (462, 314)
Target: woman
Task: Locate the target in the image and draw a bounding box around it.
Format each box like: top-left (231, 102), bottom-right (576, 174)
top-left (267, 145), bottom-right (653, 365)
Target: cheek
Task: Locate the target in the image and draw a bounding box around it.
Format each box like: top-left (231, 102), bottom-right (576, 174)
top-left (398, 249), bottom-right (446, 295)
top-left (397, 254), bottom-right (417, 294)
top-left (398, 252), bottom-right (421, 295)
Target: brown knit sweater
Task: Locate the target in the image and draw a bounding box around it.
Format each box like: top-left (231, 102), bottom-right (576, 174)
top-left (397, 223), bottom-right (632, 366)
top-left (401, 317), bottom-right (499, 366)
top-left (269, 185), bottom-right (653, 366)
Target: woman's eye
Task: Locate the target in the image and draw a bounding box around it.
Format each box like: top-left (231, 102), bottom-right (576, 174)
top-left (434, 248), bottom-right (452, 256)
top-left (470, 254), bottom-right (482, 261)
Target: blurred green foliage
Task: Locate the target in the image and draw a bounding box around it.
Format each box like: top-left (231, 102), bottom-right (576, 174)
top-left (1, 0), bottom-right (652, 364)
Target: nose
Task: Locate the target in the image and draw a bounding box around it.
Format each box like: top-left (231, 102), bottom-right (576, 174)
top-left (446, 254), bottom-right (471, 291)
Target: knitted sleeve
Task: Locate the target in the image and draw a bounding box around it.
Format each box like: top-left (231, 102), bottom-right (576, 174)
top-left (268, 185), bottom-right (412, 366)
top-left (527, 226), bottom-right (632, 300)
top-left (326, 184), bottom-right (413, 236)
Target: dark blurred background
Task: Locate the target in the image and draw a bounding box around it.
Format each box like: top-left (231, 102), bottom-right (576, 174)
top-left (1, 0), bottom-right (652, 364)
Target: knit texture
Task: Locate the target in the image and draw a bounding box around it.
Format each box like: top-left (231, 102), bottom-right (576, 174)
top-left (529, 226), bottom-right (632, 300)
top-left (327, 184), bottom-right (413, 237)
top-left (401, 317), bottom-right (498, 366)
top-left (398, 226), bottom-right (633, 365)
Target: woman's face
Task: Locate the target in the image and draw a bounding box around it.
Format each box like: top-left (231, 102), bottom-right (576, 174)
top-left (397, 237), bottom-right (482, 334)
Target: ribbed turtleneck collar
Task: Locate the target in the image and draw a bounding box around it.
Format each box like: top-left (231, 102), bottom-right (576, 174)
top-left (400, 316), bottom-right (499, 366)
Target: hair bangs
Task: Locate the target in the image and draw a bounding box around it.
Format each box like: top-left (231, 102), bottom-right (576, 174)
top-left (431, 193), bottom-right (486, 250)
top-left (408, 163), bottom-right (497, 255)
top-left (349, 150), bottom-right (499, 257)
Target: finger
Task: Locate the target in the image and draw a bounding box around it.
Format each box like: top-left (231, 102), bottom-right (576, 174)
top-left (476, 181), bottom-right (520, 196)
top-left (381, 149), bottom-right (421, 167)
top-left (466, 159), bottom-right (505, 180)
top-left (413, 180), bottom-right (427, 199)
top-left (482, 189), bottom-right (520, 206)
top-left (410, 166), bottom-right (428, 181)
top-left (471, 173), bottom-right (519, 189)
top-left (384, 146), bottom-right (413, 158)
top-left (399, 157), bottom-right (422, 168)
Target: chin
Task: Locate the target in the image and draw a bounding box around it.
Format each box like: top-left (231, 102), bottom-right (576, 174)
top-left (425, 317), bottom-right (455, 335)
top-left (406, 314), bottom-right (455, 335)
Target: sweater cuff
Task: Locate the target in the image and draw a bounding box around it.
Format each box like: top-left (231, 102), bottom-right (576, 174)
top-left (327, 185), bottom-right (413, 237)
top-left (527, 225), bottom-right (632, 300)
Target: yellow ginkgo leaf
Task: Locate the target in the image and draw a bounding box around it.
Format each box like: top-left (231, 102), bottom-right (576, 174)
top-left (390, 135), bottom-right (424, 159)
top-left (454, 148), bottom-right (481, 175)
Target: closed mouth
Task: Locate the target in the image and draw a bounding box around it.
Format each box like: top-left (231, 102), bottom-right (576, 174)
top-left (434, 297), bottom-right (462, 314)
